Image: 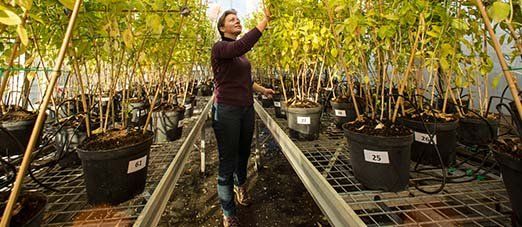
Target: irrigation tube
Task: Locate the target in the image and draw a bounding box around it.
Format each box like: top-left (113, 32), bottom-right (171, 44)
top-left (133, 95), bottom-right (214, 227)
top-left (0, 0), bottom-right (84, 225)
top-left (253, 99), bottom-right (366, 227)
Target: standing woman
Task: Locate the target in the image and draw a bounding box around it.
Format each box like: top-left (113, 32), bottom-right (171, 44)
top-left (211, 6), bottom-right (274, 227)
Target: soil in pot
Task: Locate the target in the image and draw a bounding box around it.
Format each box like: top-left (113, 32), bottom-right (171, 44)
top-left (343, 119), bottom-right (413, 192)
top-left (457, 114), bottom-right (498, 146)
top-left (152, 105), bottom-right (185, 142)
top-left (77, 129), bottom-right (153, 205)
top-left (0, 110), bottom-right (39, 157)
top-left (491, 137), bottom-right (522, 225)
top-left (400, 114), bottom-right (458, 167)
top-left (272, 93), bottom-right (286, 118)
top-left (0, 191), bottom-right (47, 227)
top-left (287, 100), bottom-right (322, 141)
top-left (330, 96), bottom-right (365, 128)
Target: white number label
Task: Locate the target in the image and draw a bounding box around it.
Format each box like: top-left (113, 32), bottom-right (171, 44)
top-left (274, 101), bottom-right (281, 107)
top-left (334, 109), bottom-right (347, 117)
top-left (281, 111), bottom-right (286, 115)
top-left (128, 156), bottom-right (147, 173)
top-left (363, 149), bottom-right (390, 164)
top-left (297, 116), bottom-right (311, 125)
top-left (414, 132), bottom-right (437, 144)
top-left (178, 119), bottom-right (184, 128)
top-left (185, 104), bottom-right (192, 109)
top-left (261, 95), bottom-right (268, 99)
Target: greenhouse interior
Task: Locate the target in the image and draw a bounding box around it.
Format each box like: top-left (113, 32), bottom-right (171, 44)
top-left (0, 0), bottom-right (521, 226)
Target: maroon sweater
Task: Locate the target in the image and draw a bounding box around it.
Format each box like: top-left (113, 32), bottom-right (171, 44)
top-left (211, 28), bottom-right (262, 107)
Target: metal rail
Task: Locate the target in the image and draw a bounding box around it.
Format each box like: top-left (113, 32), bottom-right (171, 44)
top-left (253, 99), bottom-right (366, 227)
top-left (255, 100), bottom-right (513, 227)
top-left (133, 95), bottom-right (214, 227)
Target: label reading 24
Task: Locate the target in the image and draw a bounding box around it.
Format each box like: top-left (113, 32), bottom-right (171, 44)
top-left (363, 149), bottom-right (390, 164)
top-left (414, 132), bottom-right (437, 144)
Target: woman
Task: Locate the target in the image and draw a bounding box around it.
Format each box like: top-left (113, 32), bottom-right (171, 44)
top-left (211, 7), bottom-right (274, 227)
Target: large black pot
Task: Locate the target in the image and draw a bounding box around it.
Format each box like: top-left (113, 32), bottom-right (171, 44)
top-left (127, 100), bottom-right (149, 127)
top-left (54, 125), bottom-right (86, 168)
top-left (343, 124), bottom-right (413, 192)
top-left (493, 150), bottom-right (522, 225)
top-left (0, 114), bottom-right (39, 156)
top-left (152, 108), bottom-right (185, 142)
top-left (272, 93), bottom-right (286, 118)
top-left (401, 118), bottom-right (458, 167)
top-left (77, 132), bottom-right (153, 205)
top-left (457, 117), bottom-right (498, 146)
top-left (286, 104), bottom-right (322, 141)
top-left (330, 97), bottom-right (364, 128)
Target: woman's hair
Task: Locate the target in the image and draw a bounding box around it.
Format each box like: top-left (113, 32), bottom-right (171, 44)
top-left (217, 9), bottom-right (237, 38)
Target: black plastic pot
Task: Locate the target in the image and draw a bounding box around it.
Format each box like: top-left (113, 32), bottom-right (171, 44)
top-left (76, 132), bottom-right (153, 205)
top-left (0, 191), bottom-right (47, 227)
top-left (286, 104), bottom-right (322, 141)
top-left (493, 150), bottom-right (522, 225)
top-left (259, 94), bottom-right (273, 108)
top-left (457, 117), bottom-right (498, 146)
top-left (330, 97), bottom-right (364, 128)
top-left (54, 125), bottom-right (86, 168)
top-left (0, 115), bottom-right (39, 156)
top-left (401, 118), bottom-right (458, 167)
top-left (152, 108), bottom-right (185, 142)
top-left (127, 100), bottom-right (148, 127)
top-left (272, 93), bottom-right (286, 118)
top-left (343, 124), bottom-right (413, 191)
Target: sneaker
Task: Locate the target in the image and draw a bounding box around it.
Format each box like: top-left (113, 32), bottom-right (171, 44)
top-left (234, 185), bottom-right (251, 206)
top-left (223, 215), bottom-right (240, 227)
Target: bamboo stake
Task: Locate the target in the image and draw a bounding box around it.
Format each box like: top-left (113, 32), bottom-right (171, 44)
top-left (70, 49), bottom-right (91, 137)
top-left (475, 0), bottom-right (522, 120)
top-left (0, 0), bottom-right (82, 225)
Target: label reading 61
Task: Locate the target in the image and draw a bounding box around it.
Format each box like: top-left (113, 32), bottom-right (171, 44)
top-left (128, 156), bottom-right (147, 174)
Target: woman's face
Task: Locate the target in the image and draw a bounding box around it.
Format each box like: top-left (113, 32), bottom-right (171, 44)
top-left (220, 14), bottom-right (242, 37)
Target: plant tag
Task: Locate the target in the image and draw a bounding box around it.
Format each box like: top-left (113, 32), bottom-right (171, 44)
top-left (414, 132), bottom-right (437, 144)
top-left (281, 111), bottom-right (286, 115)
top-left (334, 109), bottom-right (347, 117)
top-left (274, 101), bottom-right (281, 107)
top-left (178, 119), bottom-right (184, 128)
top-left (128, 156), bottom-right (147, 174)
top-left (261, 95), bottom-right (268, 99)
top-left (364, 149), bottom-right (390, 164)
top-left (297, 116), bottom-right (311, 125)
top-left (185, 104), bottom-right (192, 109)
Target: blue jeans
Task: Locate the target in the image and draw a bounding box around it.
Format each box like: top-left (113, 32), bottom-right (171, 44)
top-left (212, 103), bottom-right (254, 217)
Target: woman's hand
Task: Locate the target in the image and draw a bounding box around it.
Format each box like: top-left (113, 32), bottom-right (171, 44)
top-left (263, 2), bottom-right (271, 21)
top-left (262, 88), bottom-right (275, 98)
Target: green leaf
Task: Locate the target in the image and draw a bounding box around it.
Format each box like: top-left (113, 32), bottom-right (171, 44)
top-left (0, 8), bottom-right (22, 25)
top-left (17, 24), bottom-right (29, 46)
top-left (488, 1), bottom-right (510, 21)
top-left (17, 0), bottom-right (32, 10)
top-left (59, 0), bottom-right (75, 10)
top-left (491, 73), bottom-right (503, 88)
top-left (122, 28), bottom-right (133, 49)
top-left (451, 18), bottom-right (469, 31)
top-left (146, 14), bottom-right (163, 35)
top-left (331, 48), bottom-right (338, 58)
